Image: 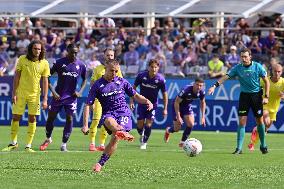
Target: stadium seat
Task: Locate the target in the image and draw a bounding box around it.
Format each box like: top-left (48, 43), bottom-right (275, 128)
top-left (187, 65), bottom-right (200, 78)
top-left (200, 66), bottom-right (209, 78)
top-left (164, 65), bottom-right (178, 76)
top-left (126, 65), bottom-right (139, 76)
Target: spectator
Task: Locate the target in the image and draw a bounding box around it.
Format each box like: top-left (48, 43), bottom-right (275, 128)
top-left (225, 45), bottom-right (241, 69)
top-left (208, 54), bottom-right (225, 78)
top-left (124, 43), bottom-right (139, 66)
top-left (16, 32), bottom-right (30, 56)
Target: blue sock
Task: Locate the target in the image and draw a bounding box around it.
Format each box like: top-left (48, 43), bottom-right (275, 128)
top-left (168, 127), bottom-right (175, 133)
top-left (181, 127), bottom-right (192, 142)
top-left (143, 126), bottom-right (152, 143)
top-left (257, 124), bottom-right (266, 148)
top-left (98, 153), bottom-right (110, 166)
top-left (237, 125), bottom-right (245, 150)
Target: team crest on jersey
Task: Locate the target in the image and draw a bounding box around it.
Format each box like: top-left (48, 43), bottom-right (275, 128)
top-left (155, 79), bottom-right (159, 83)
top-left (62, 64), bottom-right (67, 67)
top-left (197, 93), bottom-right (200, 97)
top-left (115, 80), bottom-right (121, 85)
top-left (100, 84), bottom-right (104, 88)
top-left (143, 77), bottom-right (147, 80)
top-left (76, 65), bottom-right (80, 70)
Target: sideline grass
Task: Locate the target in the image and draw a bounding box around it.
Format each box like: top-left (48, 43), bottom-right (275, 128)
top-left (0, 126), bottom-right (283, 189)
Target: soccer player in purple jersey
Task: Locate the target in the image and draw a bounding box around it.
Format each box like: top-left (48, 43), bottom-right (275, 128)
top-left (130, 59), bottom-right (168, 150)
top-left (81, 59), bottom-right (153, 172)
top-left (39, 44), bottom-right (87, 151)
top-left (164, 78), bottom-right (206, 147)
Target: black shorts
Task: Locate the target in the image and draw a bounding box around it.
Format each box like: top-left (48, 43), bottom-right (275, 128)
top-left (238, 91), bottom-right (263, 118)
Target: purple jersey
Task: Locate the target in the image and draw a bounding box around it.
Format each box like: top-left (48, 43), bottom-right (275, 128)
top-left (177, 85), bottom-right (205, 110)
top-left (51, 57), bottom-right (86, 100)
top-left (86, 76), bottom-right (136, 117)
top-left (172, 85), bottom-right (205, 120)
top-left (134, 71), bottom-right (166, 106)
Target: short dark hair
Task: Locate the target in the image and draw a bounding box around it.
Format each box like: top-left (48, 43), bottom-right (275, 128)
top-left (240, 48), bottom-right (251, 56)
top-left (26, 40), bottom-right (45, 61)
top-left (67, 43), bottom-right (78, 50)
top-left (195, 77), bottom-right (204, 83)
top-left (148, 59), bottom-right (159, 67)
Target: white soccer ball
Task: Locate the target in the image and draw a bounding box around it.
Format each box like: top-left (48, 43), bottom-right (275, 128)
top-left (183, 138), bottom-right (202, 157)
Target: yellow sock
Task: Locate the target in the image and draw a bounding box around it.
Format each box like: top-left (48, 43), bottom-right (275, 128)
top-left (11, 120), bottom-right (20, 144)
top-left (89, 119), bottom-right (99, 144)
top-left (26, 122), bottom-right (36, 147)
top-left (99, 126), bottom-right (108, 145)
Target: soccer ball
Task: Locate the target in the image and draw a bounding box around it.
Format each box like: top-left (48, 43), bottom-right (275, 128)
top-left (183, 138), bottom-right (202, 157)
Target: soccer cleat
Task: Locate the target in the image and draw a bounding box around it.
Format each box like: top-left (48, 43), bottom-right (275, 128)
top-left (1, 143), bottom-right (18, 152)
top-left (25, 147), bottom-right (35, 153)
top-left (60, 145), bottom-right (68, 152)
top-left (89, 143), bottom-right (96, 151)
top-left (140, 143), bottom-right (147, 150)
top-left (232, 148), bottom-right (242, 154)
top-left (260, 146), bottom-right (268, 154)
top-left (248, 143), bottom-right (255, 151)
top-left (164, 127), bottom-right (170, 143)
top-left (96, 145), bottom-right (105, 152)
top-left (251, 126), bottom-right (258, 142)
top-left (178, 141), bottom-right (184, 148)
top-left (93, 163), bottom-right (102, 173)
top-left (115, 131), bottom-right (134, 142)
top-left (39, 139), bottom-right (52, 151)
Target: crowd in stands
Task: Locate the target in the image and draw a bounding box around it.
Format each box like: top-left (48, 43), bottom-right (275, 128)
top-left (0, 14), bottom-right (283, 78)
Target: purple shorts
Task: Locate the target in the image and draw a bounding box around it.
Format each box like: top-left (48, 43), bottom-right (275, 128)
top-left (172, 104), bottom-right (194, 121)
top-left (99, 112), bottom-right (132, 135)
top-left (137, 104), bottom-right (156, 120)
top-left (48, 97), bottom-right (77, 115)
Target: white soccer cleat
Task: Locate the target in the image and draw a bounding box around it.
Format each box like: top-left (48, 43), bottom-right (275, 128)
top-left (140, 143), bottom-right (147, 150)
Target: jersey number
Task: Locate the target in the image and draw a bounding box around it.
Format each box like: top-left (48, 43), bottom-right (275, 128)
top-left (120, 117), bottom-right (129, 125)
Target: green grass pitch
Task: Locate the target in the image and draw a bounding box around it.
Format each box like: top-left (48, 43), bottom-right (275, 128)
top-left (0, 126), bottom-right (284, 189)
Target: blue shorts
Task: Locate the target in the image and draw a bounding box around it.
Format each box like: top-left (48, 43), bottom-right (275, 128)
top-left (99, 112), bottom-right (132, 135)
top-left (137, 104), bottom-right (156, 120)
top-left (48, 97), bottom-right (77, 115)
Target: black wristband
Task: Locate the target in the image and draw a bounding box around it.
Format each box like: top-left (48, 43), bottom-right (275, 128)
top-left (264, 94), bottom-right (269, 98)
top-left (213, 81), bottom-right (220, 88)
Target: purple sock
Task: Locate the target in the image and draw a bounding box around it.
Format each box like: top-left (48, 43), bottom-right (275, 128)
top-left (181, 127), bottom-right (192, 141)
top-left (168, 127), bottom-right (175, 133)
top-left (62, 116), bottom-right (73, 143)
top-left (46, 118), bottom-right (55, 138)
top-left (98, 153), bottom-right (110, 166)
top-left (137, 127), bottom-right (143, 135)
top-left (143, 126), bottom-right (151, 143)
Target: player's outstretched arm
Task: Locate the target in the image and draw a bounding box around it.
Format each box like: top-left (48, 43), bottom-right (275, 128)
top-left (208, 75), bottom-right (229, 95)
top-left (133, 93), bottom-right (153, 111)
top-left (81, 104), bottom-right (90, 135)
